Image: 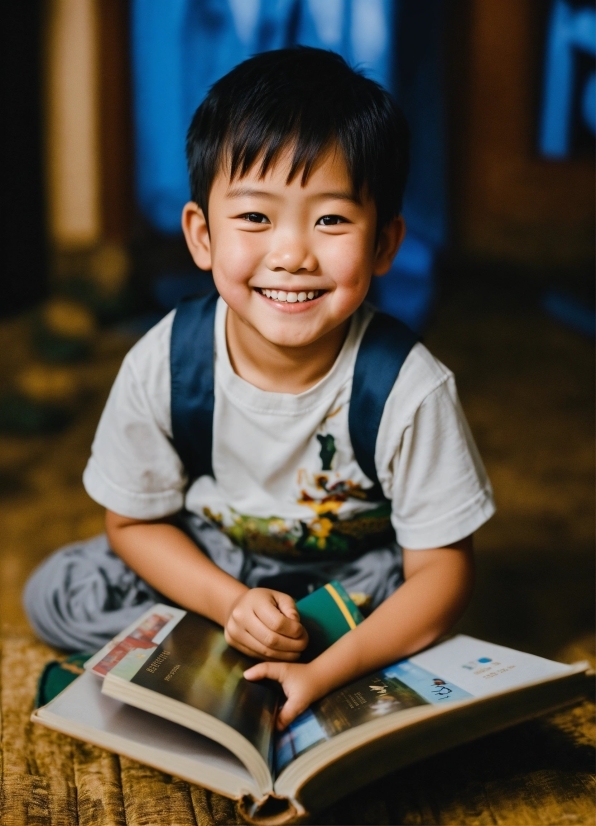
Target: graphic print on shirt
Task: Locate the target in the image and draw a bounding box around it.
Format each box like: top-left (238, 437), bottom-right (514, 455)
top-left (202, 410), bottom-right (394, 557)
top-left (316, 433), bottom-right (337, 470)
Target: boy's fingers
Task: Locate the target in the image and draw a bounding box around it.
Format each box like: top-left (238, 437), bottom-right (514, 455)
top-left (273, 592), bottom-right (300, 622)
top-left (255, 598), bottom-right (305, 640)
top-left (276, 697), bottom-right (305, 730)
top-left (228, 617), bottom-right (303, 659)
top-left (244, 661), bottom-right (283, 681)
top-left (233, 640), bottom-right (300, 661)
top-left (245, 613), bottom-right (306, 653)
top-left (271, 594), bottom-right (309, 640)
top-left (244, 662), bottom-right (309, 729)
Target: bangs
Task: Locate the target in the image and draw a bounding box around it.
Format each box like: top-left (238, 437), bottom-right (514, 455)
top-left (221, 70), bottom-right (367, 195)
top-left (227, 120), bottom-right (335, 189)
top-left (186, 47), bottom-right (408, 228)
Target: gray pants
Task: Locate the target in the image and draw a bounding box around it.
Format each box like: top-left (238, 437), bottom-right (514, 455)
top-left (23, 512), bottom-right (404, 651)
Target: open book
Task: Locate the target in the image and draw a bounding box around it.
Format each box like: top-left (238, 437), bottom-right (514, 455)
top-left (32, 604), bottom-right (591, 825)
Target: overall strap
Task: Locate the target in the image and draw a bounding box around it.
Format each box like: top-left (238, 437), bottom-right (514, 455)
top-left (349, 311), bottom-right (418, 498)
top-left (170, 293), bottom-right (417, 493)
top-left (170, 290), bottom-right (219, 481)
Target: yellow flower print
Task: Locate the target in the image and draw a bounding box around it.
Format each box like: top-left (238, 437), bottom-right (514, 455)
top-left (310, 516), bottom-right (334, 549)
top-left (299, 492), bottom-right (344, 516)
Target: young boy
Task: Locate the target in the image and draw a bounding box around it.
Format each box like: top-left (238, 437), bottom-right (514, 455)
top-left (25, 48), bottom-right (495, 729)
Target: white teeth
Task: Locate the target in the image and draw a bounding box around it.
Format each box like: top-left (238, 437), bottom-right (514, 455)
top-left (259, 288), bottom-right (322, 303)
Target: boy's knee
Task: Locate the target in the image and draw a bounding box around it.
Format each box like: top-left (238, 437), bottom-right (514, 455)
top-left (23, 556), bottom-right (67, 648)
top-left (22, 535), bottom-right (159, 651)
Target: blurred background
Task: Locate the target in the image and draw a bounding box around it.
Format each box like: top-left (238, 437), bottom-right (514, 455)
top-left (0, 0), bottom-right (594, 662)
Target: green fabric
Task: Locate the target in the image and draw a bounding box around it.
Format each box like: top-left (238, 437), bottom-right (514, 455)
top-left (35, 652), bottom-right (94, 707)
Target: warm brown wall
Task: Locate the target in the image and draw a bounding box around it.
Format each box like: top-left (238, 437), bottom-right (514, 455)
top-left (451, 0), bottom-right (594, 268)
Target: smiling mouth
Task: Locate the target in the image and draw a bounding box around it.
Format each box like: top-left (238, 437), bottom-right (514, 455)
top-left (256, 288), bottom-right (324, 304)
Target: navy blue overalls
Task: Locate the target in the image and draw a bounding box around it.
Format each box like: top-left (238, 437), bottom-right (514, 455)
top-left (170, 291), bottom-right (417, 599)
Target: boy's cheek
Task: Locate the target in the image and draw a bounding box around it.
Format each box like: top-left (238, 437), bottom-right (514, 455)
top-left (210, 253), bottom-right (251, 286)
top-left (211, 237), bottom-right (263, 279)
top-left (323, 237), bottom-right (376, 278)
top-left (328, 255), bottom-right (375, 296)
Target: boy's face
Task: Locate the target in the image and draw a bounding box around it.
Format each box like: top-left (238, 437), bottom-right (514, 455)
top-left (183, 147), bottom-right (403, 358)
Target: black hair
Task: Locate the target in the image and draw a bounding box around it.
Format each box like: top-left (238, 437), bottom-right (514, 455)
top-left (186, 47), bottom-right (409, 230)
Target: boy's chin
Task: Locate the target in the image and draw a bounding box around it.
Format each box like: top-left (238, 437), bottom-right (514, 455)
top-left (227, 300), bottom-right (354, 352)
top-left (255, 327), bottom-right (329, 350)
top-left (255, 318), bottom-right (351, 353)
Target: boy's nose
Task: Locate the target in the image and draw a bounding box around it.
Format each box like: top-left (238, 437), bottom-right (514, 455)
top-left (265, 237), bottom-right (318, 273)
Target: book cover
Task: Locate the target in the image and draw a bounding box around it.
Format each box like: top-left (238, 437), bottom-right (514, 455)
top-left (295, 580), bottom-right (363, 660)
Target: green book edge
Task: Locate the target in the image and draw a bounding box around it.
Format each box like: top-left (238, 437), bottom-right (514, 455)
top-left (296, 580), bottom-right (364, 660)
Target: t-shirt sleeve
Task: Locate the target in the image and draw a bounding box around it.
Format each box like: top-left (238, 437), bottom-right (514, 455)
top-left (377, 346), bottom-right (496, 550)
top-left (83, 313), bottom-right (187, 519)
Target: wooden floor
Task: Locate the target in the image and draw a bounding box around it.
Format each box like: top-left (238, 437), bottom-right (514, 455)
top-left (1, 271), bottom-right (593, 661)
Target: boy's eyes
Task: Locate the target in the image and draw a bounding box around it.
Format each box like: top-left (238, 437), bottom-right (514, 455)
top-left (237, 213), bottom-right (348, 226)
top-left (316, 215), bottom-right (348, 226)
top-left (240, 212), bottom-right (270, 224)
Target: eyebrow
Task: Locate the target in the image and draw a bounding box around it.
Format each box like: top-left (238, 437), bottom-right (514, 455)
top-left (225, 186), bottom-right (361, 204)
top-left (318, 191), bottom-right (362, 204)
top-left (226, 186), bottom-right (275, 199)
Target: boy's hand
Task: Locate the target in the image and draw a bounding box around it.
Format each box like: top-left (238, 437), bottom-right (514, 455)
top-left (244, 661), bottom-right (323, 729)
top-left (242, 539), bottom-right (477, 730)
top-left (224, 588), bottom-right (308, 661)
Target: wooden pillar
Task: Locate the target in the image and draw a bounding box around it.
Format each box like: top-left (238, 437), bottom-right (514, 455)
top-left (46, 0), bottom-right (101, 250)
top-left (45, 0), bottom-right (133, 291)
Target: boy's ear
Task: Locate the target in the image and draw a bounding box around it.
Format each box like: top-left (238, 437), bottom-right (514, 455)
top-left (181, 202), bottom-right (212, 271)
top-left (372, 215), bottom-right (406, 277)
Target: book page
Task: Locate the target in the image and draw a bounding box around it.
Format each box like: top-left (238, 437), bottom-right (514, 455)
top-left (87, 606), bottom-right (188, 676)
top-left (94, 606), bottom-right (278, 770)
top-left (276, 664), bottom-right (467, 772)
top-left (275, 634), bottom-right (571, 773)
top-left (409, 635), bottom-right (571, 697)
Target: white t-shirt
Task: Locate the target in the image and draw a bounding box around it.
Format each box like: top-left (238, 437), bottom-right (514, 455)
top-left (84, 299), bottom-right (495, 555)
